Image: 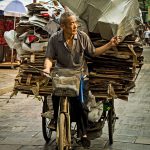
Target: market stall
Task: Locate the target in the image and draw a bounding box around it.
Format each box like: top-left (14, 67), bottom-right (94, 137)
top-left (0, 0), bottom-right (31, 68)
top-left (0, 11), bottom-right (15, 66)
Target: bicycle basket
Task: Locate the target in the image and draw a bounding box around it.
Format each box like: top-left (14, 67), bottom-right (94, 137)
top-left (52, 69), bottom-right (81, 97)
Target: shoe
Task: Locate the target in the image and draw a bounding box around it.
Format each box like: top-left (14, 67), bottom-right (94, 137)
top-left (81, 137), bottom-right (91, 148)
top-left (48, 119), bottom-right (57, 130)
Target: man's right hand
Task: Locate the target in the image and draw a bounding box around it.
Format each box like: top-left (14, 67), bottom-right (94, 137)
top-left (42, 68), bottom-right (51, 77)
top-left (43, 58), bottom-right (53, 77)
top-left (43, 68), bottom-right (50, 74)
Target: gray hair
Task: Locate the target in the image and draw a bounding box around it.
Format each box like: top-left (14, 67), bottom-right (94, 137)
top-left (60, 11), bottom-right (77, 24)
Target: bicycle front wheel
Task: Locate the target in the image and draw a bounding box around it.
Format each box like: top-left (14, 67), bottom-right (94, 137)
top-left (59, 113), bottom-right (67, 150)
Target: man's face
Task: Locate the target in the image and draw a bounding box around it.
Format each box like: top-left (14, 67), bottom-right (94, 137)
top-left (62, 15), bottom-right (78, 36)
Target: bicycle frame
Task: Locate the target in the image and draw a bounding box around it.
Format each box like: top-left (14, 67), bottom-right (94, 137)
top-left (53, 70), bottom-right (83, 150)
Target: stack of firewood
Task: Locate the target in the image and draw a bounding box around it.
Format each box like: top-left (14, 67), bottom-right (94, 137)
top-left (86, 38), bottom-right (143, 100)
top-left (11, 1), bottom-right (144, 101)
top-left (12, 1), bottom-right (62, 97)
top-left (13, 50), bottom-right (53, 97)
top-left (12, 38), bottom-right (143, 101)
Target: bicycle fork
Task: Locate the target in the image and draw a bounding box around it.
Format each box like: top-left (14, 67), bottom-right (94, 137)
top-left (56, 97), bottom-right (72, 149)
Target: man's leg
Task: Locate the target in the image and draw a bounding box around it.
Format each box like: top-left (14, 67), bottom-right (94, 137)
top-left (81, 79), bottom-right (89, 134)
top-left (76, 79), bottom-right (90, 148)
top-left (48, 95), bottom-right (60, 130)
top-left (70, 79), bottom-right (89, 136)
top-left (52, 95), bottom-right (60, 119)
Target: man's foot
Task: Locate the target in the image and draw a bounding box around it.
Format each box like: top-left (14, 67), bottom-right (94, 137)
top-left (81, 137), bottom-right (91, 148)
top-left (48, 119), bottom-right (57, 130)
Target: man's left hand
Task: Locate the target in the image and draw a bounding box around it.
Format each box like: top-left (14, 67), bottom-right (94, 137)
top-left (110, 36), bottom-right (121, 47)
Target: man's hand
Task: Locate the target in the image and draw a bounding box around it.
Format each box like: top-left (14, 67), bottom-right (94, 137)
top-left (109, 36), bottom-right (121, 47)
top-left (94, 36), bottom-right (122, 56)
top-left (42, 68), bottom-right (51, 77)
top-left (43, 68), bottom-right (50, 74)
top-left (42, 58), bottom-right (53, 77)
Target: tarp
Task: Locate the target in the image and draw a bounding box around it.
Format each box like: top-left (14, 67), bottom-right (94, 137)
top-left (60, 0), bottom-right (141, 40)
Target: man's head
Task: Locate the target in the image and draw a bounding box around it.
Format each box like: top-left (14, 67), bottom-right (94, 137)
top-left (60, 11), bottom-right (78, 36)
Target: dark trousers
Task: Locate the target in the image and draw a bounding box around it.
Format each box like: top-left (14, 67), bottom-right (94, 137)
top-left (52, 80), bottom-right (89, 136)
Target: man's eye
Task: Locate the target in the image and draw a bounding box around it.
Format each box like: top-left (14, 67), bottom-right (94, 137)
top-left (70, 21), bottom-right (78, 24)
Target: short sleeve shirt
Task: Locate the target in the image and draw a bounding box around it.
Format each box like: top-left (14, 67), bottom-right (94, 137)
top-left (144, 31), bottom-right (150, 38)
top-left (45, 30), bottom-right (95, 73)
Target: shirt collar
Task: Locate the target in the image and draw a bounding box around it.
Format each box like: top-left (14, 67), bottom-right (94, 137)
top-left (58, 30), bottom-right (77, 41)
top-left (74, 34), bottom-right (77, 40)
top-left (58, 30), bottom-right (64, 41)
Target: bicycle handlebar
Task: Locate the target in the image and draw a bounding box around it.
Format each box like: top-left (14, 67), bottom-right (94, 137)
top-left (22, 64), bottom-right (52, 78)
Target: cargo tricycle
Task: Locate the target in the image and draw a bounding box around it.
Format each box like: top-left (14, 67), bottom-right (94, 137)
top-left (41, 68), bottom-right (118, 150)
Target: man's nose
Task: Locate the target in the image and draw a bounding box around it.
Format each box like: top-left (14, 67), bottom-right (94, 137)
top-left (74, 26), bottom-right (77, 29)
top-left (74, 23), bottom-right (78, 28)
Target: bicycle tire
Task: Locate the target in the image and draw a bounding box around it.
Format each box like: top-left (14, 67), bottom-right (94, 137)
top-left (108, 99), bottom-right (116, 145)
top-left (108, 106), bottom-right (113, 144)
top-left (42, 96), bottom-right (52, 143)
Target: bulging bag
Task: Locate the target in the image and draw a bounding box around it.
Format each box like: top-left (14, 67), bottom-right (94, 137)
top-left (52, 69), bottom-right (81, 97)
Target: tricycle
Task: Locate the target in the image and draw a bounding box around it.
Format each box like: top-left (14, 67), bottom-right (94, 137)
top-left (41, 68), bottom-right (118, 150)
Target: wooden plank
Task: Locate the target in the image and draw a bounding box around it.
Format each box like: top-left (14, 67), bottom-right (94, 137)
top-left (0, 62), bottom-right (20, 68)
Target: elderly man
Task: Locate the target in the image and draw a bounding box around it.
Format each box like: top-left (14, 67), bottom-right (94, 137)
top-left (44, 11), bottom-right (118, 148)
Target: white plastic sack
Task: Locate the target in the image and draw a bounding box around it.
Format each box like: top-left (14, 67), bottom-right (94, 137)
top-left (87, 91), bottom-right (103, 122)
top-left (4, 30), bottom-right (27, 56)
top-left (88, 101), bottom-right (103, 123)
top-left (4, 30), bottom-right (17, 49)
top-left (14, 41), bottom-right (26, 56)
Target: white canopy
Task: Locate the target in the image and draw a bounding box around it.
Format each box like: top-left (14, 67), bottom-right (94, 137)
top-left (0, 0), bottom-right (32, 11)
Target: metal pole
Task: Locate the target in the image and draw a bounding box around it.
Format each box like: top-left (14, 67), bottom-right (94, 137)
top-left (10, 16), bottom-right (16, 68)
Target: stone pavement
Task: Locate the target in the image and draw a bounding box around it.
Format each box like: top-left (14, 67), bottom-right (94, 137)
top-left (0, 47), bottom-right (150, 150)
top-left (0, 68), bottom-right (18, 96)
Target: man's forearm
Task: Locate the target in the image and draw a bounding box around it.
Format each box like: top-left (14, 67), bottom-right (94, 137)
top-left (44, 58), bottom-right (53, 71)
top-left (94, 41), bottom-right (112, 56)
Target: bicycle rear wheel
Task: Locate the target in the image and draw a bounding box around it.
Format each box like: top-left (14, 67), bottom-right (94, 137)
top-left (42, 96), bottom-right (52, 143)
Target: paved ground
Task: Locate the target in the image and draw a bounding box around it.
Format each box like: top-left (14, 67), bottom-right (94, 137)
top-left (0, 68), bottom-right (18, 96)
top-left (0, 47), bottom-right (150, 150)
